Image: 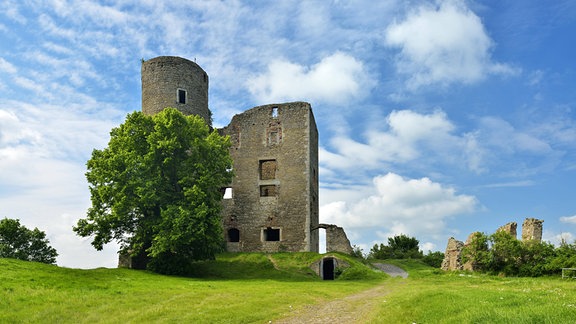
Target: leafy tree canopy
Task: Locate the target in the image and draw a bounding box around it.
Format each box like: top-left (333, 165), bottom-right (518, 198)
top-left (369, 234), bottom-right (423, 260)
top-left (74, 108), bottom-right (233, 274)
top-left (0, 218), bottom-right (58, 264)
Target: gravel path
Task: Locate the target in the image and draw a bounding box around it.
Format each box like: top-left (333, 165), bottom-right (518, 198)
top-left (371, 263), bottom-right (409, 278)
top-left (273, 264), bottom-right (407, 323)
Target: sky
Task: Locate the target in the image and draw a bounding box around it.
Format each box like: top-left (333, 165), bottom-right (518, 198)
top-left (1, 0), bottom-right (575, 269)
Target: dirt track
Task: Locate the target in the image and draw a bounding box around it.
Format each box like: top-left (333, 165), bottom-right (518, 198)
top-left (273, 264), bottom-right (408, 323)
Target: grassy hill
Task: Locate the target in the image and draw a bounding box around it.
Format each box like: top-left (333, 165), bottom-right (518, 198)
top-left (3, 254), bottom-right (576, 323)
top-left (0, 253), bottom-right (384, 323)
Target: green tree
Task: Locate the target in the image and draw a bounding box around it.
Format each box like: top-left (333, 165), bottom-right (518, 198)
top-left (461, 232), bottom-right (491, 271)
top-left (422, 250), bottom-right (445, 268)
top-left (74, 109), bottom-right (233, 274)
top-left (369, 234), bottom-right (423, 259)
top-left (0, 218), bottom-right (58, 264)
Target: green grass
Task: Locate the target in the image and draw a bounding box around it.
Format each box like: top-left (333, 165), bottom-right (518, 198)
top-left (0, 253), bottom-right (383, 323)
top-left (369, 260), bottom-right (576, 323)
top-left (3, 256), bottom-right (576, 323)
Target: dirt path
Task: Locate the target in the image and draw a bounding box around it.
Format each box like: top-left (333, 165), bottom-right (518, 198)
top-left (273, 264), bottom-right (407, 324)
top-left (272, 282), bottom-right (392, 324)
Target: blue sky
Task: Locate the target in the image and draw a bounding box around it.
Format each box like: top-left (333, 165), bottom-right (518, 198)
top-left (1, 0), bottom-right (575, 268)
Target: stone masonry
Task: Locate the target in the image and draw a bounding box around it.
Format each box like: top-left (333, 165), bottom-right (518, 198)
top-left (136, 56), bottom-right (330, 260)
top-left (315, 224), bottom-right (353, 255)
top-left (219, 102), bottom-right (319, 253)
top-left (440, 237), bottom-right (464, 271)
top-left (522, 218), bottom-right (544, 241)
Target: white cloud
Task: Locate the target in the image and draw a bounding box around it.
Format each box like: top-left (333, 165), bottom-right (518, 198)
top-left (247, 52), bottom-right (372, 105)
top-left (385, 0), bottom-right (516, 89)
top-left (321, 172), bottom-right (477, 239)
top-left (321, 109), bottom-right (466, 173)
top-left (560, 215), bottom-right (576, 224)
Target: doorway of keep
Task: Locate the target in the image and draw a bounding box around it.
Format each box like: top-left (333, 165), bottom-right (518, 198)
top-left (322, 257), bottom-right (335, 280)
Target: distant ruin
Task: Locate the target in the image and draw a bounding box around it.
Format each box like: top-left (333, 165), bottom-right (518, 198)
top-left (441, 218), bottom-right (544, 271)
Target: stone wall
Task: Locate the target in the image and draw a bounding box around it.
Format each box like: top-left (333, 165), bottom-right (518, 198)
top-left (219, 102), bottom-right (319, 253)
top-left (522, 218), bottom-right (544, 242)
top-left (441, 237), bottom-right (464, 271)
top-left (316, 224), bottom-right (353, 255)
top-left (497, 222), bottom-right (517, 238)
top-left (141, 56), bottom-right (211, 125)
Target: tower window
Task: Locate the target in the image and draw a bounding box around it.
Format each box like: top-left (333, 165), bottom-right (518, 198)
top-left (259, 160), bottom-right (277, 180)
top-left (263, 227), bottom-right (280, 241)
top-left (272, 106), bottom-right (278, 118)
top-left (260, 185), bottom-right (277, 197)
top-left (228, 228), bottom-right (240, 242)
top-left (177, 89), bottom-right (187, 104)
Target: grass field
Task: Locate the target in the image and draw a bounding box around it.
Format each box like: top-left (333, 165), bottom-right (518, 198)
top-left (2, 255), bottom-right (576, 323)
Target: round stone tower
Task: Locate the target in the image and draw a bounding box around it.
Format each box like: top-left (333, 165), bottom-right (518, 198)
top-left (141, 56), bottom-right (211, 125)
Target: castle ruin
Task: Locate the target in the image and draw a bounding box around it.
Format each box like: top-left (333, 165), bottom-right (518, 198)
top-left (441, 217), bottom-right (544, 271)
top-left (131, 56), bottom-right (352, 262)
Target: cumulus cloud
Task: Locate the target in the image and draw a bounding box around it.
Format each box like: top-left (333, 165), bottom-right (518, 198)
top-left (320, 172), bottom-right (477, 239)
top-left (247, 52), bottom-right (372, 105)
top-left (385, 0), bottom-right (516, 89)
top-left (321, 109), bottom-right (466, 173)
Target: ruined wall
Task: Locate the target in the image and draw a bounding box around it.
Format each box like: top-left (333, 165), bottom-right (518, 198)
top-left (137, 56), bottom-right (320, 262)
top-left (316, 224), bottom-right (353, 255)
top-left (522, 218), bottom-right (544, 242)
top-left (220, 102), bottom-right (319, 253)
top-left (497, 222), bottom-right (517, 238)
top-left (141, 56), bottom-right (211, 124)
top-left (441, 237), bottom-right (464, 271)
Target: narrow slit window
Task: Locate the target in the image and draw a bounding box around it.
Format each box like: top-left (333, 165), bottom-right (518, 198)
top-left (177, 89), bottom-right (187, 104)
top-left (272, 106), bottom-right (278, 118)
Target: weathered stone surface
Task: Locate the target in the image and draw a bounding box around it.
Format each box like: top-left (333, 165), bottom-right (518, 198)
top-left (219, 102), bottom-right (319, 253)
top-left (497, 222), bottom-right (517, 238)
top-left (123, 56), bottom-right (322, 268)
top-left (316, 224), bottom-right (353, 255)
top-left (522, 218), bottom-right (543, 242)
top-left (441, 237), bottom-right (464, 271)
top-left (142, 56), bottom-right (211, 124)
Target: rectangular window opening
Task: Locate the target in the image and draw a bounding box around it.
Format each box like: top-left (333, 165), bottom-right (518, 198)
top-left (260, 185), bottom-right (277, 197)
top-left (177, 89), bottom-right (187, 104)
top-left (272, 107), bottom-right (278, 118)
top-left (263, 227), bottom-right (280, 241)
top-left (259, 160), bottom-right (277, 180)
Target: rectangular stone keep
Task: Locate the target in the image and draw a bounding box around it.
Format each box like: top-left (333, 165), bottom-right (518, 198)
top-left (219, 102), bottom-right (319, 253)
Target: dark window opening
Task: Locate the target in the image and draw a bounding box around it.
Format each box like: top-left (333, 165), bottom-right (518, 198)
top-left (272, 106), bottom-right (278, 118)
top-left (263, 227), bottom-right (280, 241)
top-left (259, 160), bottom-right (277, 180)
top-left (260, 185), bottom-right (277, 197)
top-left (178, 89), bottom-right (186, 104)
top-left (228, 228), bottom-right (240, 242)
top-left (322, 258), bottom-right (335, 280)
